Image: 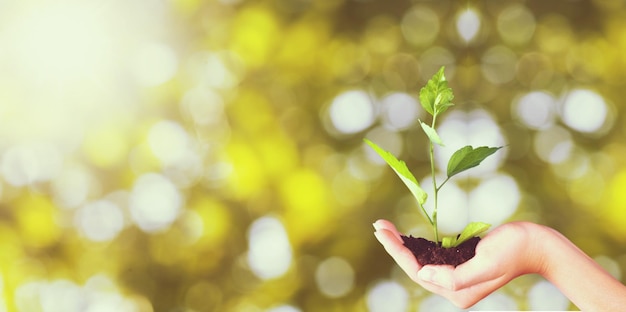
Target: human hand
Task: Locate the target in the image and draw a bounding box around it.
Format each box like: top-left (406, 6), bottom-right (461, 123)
top-left (373, 219), bottom-right (546, 308)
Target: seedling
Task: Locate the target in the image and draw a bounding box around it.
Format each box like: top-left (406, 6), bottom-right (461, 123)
top-left (365, 66), bottom-right (501, 248)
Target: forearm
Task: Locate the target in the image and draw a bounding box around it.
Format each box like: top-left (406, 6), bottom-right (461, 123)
top-left (536, 225), bottom-right (626, 311)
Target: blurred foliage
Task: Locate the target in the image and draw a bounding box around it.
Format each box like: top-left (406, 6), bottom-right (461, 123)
top-left (2, 0), bottom-right (626, 311)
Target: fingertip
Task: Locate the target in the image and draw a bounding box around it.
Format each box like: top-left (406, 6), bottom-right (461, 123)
top-left (373, 229), bottom-right (385, 244)
top-left (372, 219), bottom-right (385, 231)
top-left (373, 219), bottom-right (393, 230)
top-left (373, 228), bottom-right (398, 246)
top-left (372, 219), bottom-right (404, 242)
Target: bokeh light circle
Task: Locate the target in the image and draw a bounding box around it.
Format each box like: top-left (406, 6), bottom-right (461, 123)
top-left (327, 90), bottom-right (375, 135)
top-left (560, 89), bottom-right (610, 134)
top-left (314, 256), bottom-right (355, 298)
top-left (497, 4), bottom-right (536, 46)
top-left (514, 91), bottom-right (557, 130)
top-left (418, 294), bottom-right (459, 311)
top-left (247, 216), bottom-right (293, 280)
top-left (52, 165), bottom-right (97, 209)
top-left (469, 174), bottom-right (520, 226)
top-left (148, 120), bottom-right (192, 167)
top-left (363, 127), bottom-right (404, 165)
top-left (366, 281), bottom-right (408, 312)
top-left (401, 6), bottom-right (439, 47)
top-left (528, 280), bottom-right (570, 310)
top-left (267, 305), bottom-right (301, 312)
top-left (421, 179), bottom-right (469, 235)
top-left (14, 276), bottom-right (148, 312)
top-left (379, 92), bottom-right (420, 130)
top-left (129, 173), bottom-right (182, 233)
top-left (180, 87), bottom-right (225, 126)
top-left (456, 8), bottom-right (481, 43)
top-left (481, 45), bottom-right (518, 84)
top-left (533, 126), bottom-right (573, 164)
top-left (75, 199), bottom-right (125, 242)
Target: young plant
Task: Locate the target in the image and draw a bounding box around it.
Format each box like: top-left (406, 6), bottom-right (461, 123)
top-left (365, 66), bottom-right (501, 248)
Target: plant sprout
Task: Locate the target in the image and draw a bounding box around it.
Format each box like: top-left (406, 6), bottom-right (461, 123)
top-left (365, 66), bottom-right (501, 248)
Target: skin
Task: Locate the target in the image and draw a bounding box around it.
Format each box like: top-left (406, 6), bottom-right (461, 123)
top-left (373, 219), bottom-right (626, 311)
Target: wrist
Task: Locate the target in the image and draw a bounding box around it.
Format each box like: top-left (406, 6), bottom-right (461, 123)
top-left (499, 221), bottom-right (555, 276)
top-left (525, 223), bottom-right (558, 277)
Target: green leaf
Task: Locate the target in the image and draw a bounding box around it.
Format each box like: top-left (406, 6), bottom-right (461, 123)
top-left (364, 139), bottom-right (427, 205)
top-left (419, 121), bottom-right (444, 146)
top-left (441, 236), bottom-right (457, 248)
top-left (419, 66), bottom-right (454, 117)
top-left (456, 222), bottom-right (491, 246)
top-left (446, 146), bottom-right (502, 178)
top-left (441, 222), bottom-right (491, 248)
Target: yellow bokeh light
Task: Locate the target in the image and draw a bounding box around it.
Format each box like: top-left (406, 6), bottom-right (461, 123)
top-left (0, 225), bottom-right (23, 274)
top-left (603, 169), bottom-right (626, 241)
top-left (14, 194), bottom-right (62, 249)
top-left (324, 38), bottom-right (371, 82)
top-left (229, 89), bottom-right (278, 134)
top-left (2, 1), bottom-right (119, 88)
top-left (191, 197), bottom-right (231, 248)
top-left (280, 169), bottom-right (333, 244)
top-left (364, 16), bottom-right (402, 55)
top-left (225, 139), bottom-right (266, 199)
top-left (255, 134), bottom-right (299, 180)
top-left (276, 17), bottom-right (331, 73)
top-left (82, 121), bottom-right (132, 169)
top-left (535, 14), bottom-right (575, 56)
top-left (230, 6), bottom-right (280, 68)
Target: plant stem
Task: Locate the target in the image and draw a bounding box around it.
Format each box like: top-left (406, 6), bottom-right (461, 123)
top-left (430, 114), bottom-right (439, 243)
top-left (436, 177), bottom-right (450, 192)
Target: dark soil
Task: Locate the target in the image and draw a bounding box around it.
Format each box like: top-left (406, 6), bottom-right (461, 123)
top-left (401, 235), bottom-right (481, 267)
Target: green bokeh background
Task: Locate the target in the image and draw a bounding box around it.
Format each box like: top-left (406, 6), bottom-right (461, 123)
top-left (1, 0), bottom-right (626, 311)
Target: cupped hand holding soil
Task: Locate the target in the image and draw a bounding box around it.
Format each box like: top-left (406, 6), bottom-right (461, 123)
top-left (373, 219), bottom-right (626, 311)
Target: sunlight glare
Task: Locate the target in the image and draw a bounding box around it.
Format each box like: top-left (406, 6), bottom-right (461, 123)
top-left (132, 42), bottom-right (178, 87)
top-left (3, 1), bottom-right (119, 89)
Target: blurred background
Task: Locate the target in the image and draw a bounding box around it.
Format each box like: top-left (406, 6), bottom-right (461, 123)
top-left (1, 0), bottom-right (626, 311)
